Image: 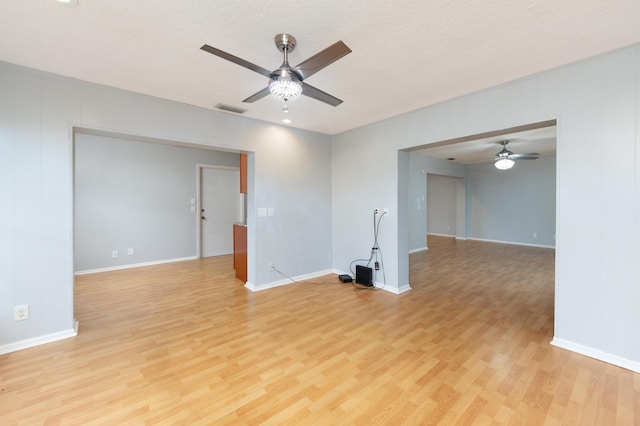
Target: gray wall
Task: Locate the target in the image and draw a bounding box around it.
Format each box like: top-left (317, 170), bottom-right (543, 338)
top-left (427, 174), bottom-right (458, 237)
top-left (407, 154), bottom-right (466, 252)
top-left (2, 43), bottom-right (639, 372)
top-left (74, 133), bottom-right (240, 272)
top-left (467, 155), bottom-right (556, 247)
top-left (407, 153), bottom-right (556, 250)
top-left (0, 62), bottom-right (332, 351)
top-left (334, 45), bottom-right (640, 371)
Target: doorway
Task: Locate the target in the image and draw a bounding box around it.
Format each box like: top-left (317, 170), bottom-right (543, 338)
top-left (426, 174), bottom-right (466, 239)
top-left (403, 120), bottom-right (557, 294)
top-left (198, 166), bottom-right (242, 258)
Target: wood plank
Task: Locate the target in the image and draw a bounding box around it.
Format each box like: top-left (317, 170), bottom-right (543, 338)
top-left (0, 238), bottom-right (638, 423)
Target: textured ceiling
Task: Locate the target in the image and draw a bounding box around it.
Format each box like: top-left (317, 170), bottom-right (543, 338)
top-left (1, 1), bottom-right (640, 135)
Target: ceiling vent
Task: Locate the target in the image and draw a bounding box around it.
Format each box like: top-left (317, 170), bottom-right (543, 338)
top-left (215, 103), bottom-right (247, 114)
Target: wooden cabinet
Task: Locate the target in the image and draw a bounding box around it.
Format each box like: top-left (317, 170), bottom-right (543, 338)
top-left (234, 153), bottom-right (248, 282)
top-left (233, 224), bottom-right (247, 282)
top-left (239, 153), bottom-right (247, 194)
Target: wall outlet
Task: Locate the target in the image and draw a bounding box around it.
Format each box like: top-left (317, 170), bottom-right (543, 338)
top-left (127, 248), bottom-right (134, 256)
top-left (112, 250), bottom-right (119, 259)
top-left (268, 262), bottom-right (274, 272)
top-left (532, 232), bottom-right (537, 239)
top-left (14, 305), bottom-right (29, 321)
top-left (384, 208), bottom-right (390, 215)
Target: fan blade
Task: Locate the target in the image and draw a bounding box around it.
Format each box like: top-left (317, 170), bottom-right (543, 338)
top-left (510, 153), bottom-right (540, 160)
top-left (201, 44), bottom-right (271, 78)
top-left (301, 83), bottom-right (343, 107)
top-left (293, 41), bottom-right (351, 80)
top-left (242, 87), bottom-right (271, 103)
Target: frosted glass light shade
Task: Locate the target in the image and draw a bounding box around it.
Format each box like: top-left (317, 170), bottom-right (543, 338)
top-left (494, 158), bottom-right (515, 170)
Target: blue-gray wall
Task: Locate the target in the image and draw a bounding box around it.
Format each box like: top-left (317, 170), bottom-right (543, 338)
top-left (0, 62), bottom-right (333, 352)
top-left (427, 174), bottom-right (459, 237)
top-left (74, 133), bottom-right (240, 272)
top-left (408, 154), bottom-right (556, 250)
top-left (334, 45), bottom-right (640, 371)
top-left (467, 156), bottom-right (556, 246)
top-left (2, 43), bottom-right (639, 372)
top-left (408, 154), bottom-right (466, 251)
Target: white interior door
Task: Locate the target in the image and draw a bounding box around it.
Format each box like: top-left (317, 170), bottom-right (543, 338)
top-left (201, 167), bottom-right (241, 257)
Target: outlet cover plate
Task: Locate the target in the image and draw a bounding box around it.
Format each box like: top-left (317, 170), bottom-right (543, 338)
top-left (14, 304), bottom-right (29, 321)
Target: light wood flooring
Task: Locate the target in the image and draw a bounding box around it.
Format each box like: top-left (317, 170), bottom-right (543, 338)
top-left (1, 236), bottom-right (638, 424)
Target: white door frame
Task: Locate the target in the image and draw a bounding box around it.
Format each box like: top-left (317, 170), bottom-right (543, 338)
top-left (196, 164), bottom-right (240, 259)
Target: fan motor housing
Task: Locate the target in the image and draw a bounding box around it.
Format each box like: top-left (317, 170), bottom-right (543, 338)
top-left (275, 33), bottom-right (296, 53)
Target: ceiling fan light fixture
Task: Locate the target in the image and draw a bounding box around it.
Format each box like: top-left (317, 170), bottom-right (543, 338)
top-left (201, 33), bottom-right (350, 109)
top-left (269, 75), bottom-right (302, 102)
top-left (495, 158), bottom-right (515, 170)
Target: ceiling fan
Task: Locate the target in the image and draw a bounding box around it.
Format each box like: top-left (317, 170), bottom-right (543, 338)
top-left (201, 33), bottom-right (351, 108)
top-left (494, 140), bottom-right (539, 170)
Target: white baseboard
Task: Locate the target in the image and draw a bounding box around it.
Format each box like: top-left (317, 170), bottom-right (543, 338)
top-left (376, 282), bottom-right (412, 294)
top-left (409, 246), bottom-right (428, 254)
top-left (550, 337), bottom-right (640, 373)
top-left (245, 269), bottom-right (336, 292)
top-left (334, 269), bottom-right (413, 294)
top-left (75, 256), bottom-right (198, 275)
top-left (244, 281), bottom-right (257, 291)
top-left (0, 319), bottom-right (79, 355)
top-left (427, 234), bottom-right (553, 248)
top-left (468, 237), bottom-right (555, 249)
top-left (246, 269), bottom-right (412, 295)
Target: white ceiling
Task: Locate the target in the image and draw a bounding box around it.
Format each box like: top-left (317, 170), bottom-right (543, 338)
top-left (1, 1), bottom-right (640, 136)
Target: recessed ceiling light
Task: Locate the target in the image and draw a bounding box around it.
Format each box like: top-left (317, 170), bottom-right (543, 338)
top-left (56, 0), bottom-right (79, 6)
top-left (282, 119), bottom-right (292, 124)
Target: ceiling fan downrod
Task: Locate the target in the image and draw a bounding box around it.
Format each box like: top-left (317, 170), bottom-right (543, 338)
top-left (270, 34), bottom-right (302, 104)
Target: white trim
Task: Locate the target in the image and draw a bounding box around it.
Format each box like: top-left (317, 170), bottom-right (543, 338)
top-left (467, 237), bottom-right (555, 249)
top-left (243, 281), bottom-right (257, 291)
top-left (332, 269), bottom-right (353, 280)
top-left (550, 337), bottom-right (640, 373)
top-left (245, 269), bottom-right (335, 292)
top-left (0, 319), bottom-right (79, 355)
top-left (74, 256), bottom-right (198, 275)
top-left (427, 234), bottom-right (552, 248)
top-left (333, 269), bottom-right (412, 294)
top-left (427, 232), bottom-right (456, 238)
top-left (409, 246), bottom-right (428, 254)
top-left (376, 282), bottom-right (412, 294)
top-left (245, 269), bottom-right (413, 295)
top-left (196, 164), bottom-right (241, 259)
